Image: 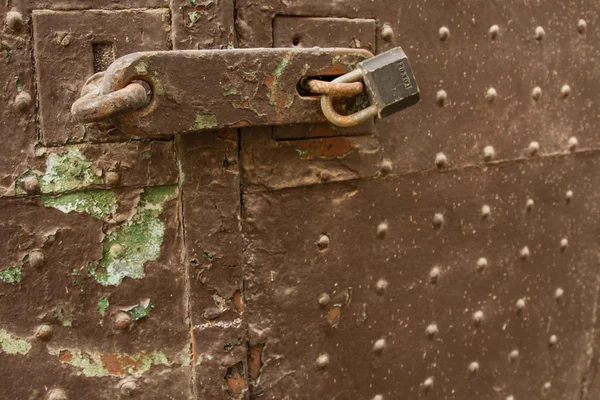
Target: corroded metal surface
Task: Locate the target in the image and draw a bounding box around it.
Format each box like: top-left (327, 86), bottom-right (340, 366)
top-left (2, 1), bottom-right (600, 399)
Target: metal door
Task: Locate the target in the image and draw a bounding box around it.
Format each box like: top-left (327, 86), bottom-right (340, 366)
top-left (1, 1), bottom-right (599, 399)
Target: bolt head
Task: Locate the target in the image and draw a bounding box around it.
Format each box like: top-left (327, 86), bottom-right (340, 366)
top-left (429, 266), bottom-right (441, 283)
top-left (423, 376), bottom-right (434, 389)
top-left (377, 222), bottom-right (388, 239)
top-left (318, 293), bottom-right (331, 307)
top-left (6, 10), bottom-right (24, 32)
top-left (29, 250), bottom-right (45, 269)
top-left (561, 84), bottom-right (571, 98)
top-left (568, 137), bottom-right (578, 151)
top-left (380, 159), bottom-right (393, 175)
top-left (481, 205), bottom-right (491, 219)
top-left (20, 175), bottom-right (40, 194)
top-left (476, 257), bottom-right (488, 272)
top-left (532, 86), bottom-right (542, 100)
top-left (318, 170), bottom-right (331, 182)
top-left (115, 312), bottom-right (132, 330)
top-left (36, 324), bottom-right (52, 340)
top-left (436, 90), bottom-right (447, 106)
top-left (15, 91), bottom-right (33, 112)
top-left (526, 198), bottom-right (534, 212)
top-left (104, 171), bottom-right (120, 186)
top-left (489, 25), bottom-right (499, 39)
top-left (528, 141), bottom-right (540, 156)
top-left (425, 323), bottom-right (439, 338)
top-left (549, 334), bottom-right (558, 346)
top-left (535, 26), bottom-right (545, 40)
top-left (486, 87), bottom-right (497, 102)
top-left (381, 24), bottom-right (394, 41)
top-left (472, 310), bottom-right (484, 324)
top-left (317, 235), bottom-right (330, 251)
top-left (46, 389), bottom-right (67, 400)
top-left (432, 213), bottom-right (444, 229)
top-left (375, 279), bottom-right (388, 294)
top-left (439, 26), bottom-right (450, 41)
top-left (316, 353), bottom-right (330, 369)
top-left (516, 298), bottom-right (526, 311)
top-left (109, 244), bottom-right (124, 258)
top-left (577, 19), bottom-right (587, 33)
top-left (435, 152), bottom-right (447, 169)
top-left (509, 349), bottom-right (519, 361)
top-left (468, 361), bottom-right (480, 374)
top-left (519, 246), bottom-right (530, 260)
top-left (373, 338), bottom-right (386, 354)
top-left (118, 378), bottom-right (138, 396)
top-left (483, 146), bottom-right (495, 162)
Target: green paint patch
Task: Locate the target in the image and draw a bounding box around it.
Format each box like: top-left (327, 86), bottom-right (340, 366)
top-left (15, 77), bottom-right (23, 93)
top-left (88, 185), bottom-right (178, 286)
top-left (141, 150), bottom-right (152, 159)
top-left (58, 349), bottom-right (170, 377)
top-left (39, 147), bottom-right (103, 193)
top-left (134, 60), bottom-right (149, 75)
top-left (188, 11), bottom-right (202, 27)
top-left (0, 330), bottom-right (31, 355)
top-left (1, 43), bottom-right (11, 63)
top-left (192, 113), bottom-right (217, 131)
top-left (42, 190), bottom-right (118, 220)
top-left (223, 86), bottom-right (238, 96)
top-left (97, 297), bottom-right (109, 316)
top-left (267, 53), bottom-right (293, 108)
top-left (125, 299), bottom-right (154, 320)
top-left (0, 266), bottom-right (21, 284)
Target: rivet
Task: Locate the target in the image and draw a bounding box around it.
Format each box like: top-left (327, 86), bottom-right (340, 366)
top-left (516, 298), bottom-right (526, 312)
top-left (316, 353), bottom-right (330, 369)
top-left (36, 324), bottom-right (52, 340)
top-left (577, 19), bottom-right (587, 34)
top-left (561, 84), bottom-right (571, 98)
top-left (535, 26), bottom-right (545, 40)
top-left (532, 86), bottom-right (542, 100)
top-left (380, 159), bottom-right (393, 175)
top-left (377, 222), bottom-right (388, 239)
top-left (104, 171), bottom-right (120, 186)
top-left (372, 395), bottom-right (384, 400)
top-left (506, 396), bottom-right (515, 400)
top-left (318, 293), bottom-right (331, 307)
top-left (29, 250), bottom-right (45, 269)
top-left (554, 287), bottom-right (564, 300)
top-left (436, 90), bottom-right (447, 106)
top-left (429, 266), bottom-right (441, 283)
top-left (109, 244), bottom-right (124, 258)
top-left (468, 361), bottom-right (480, 374)
top-left (560, 238), bottom-right (568, 251)
top-left (435, 152), bottom-right (447, 169)
top-left (317, 235), bottom-right (330, 251)
top-left (526, 198), bottom-right (534, 212)
top-left (568, 137), bottom-right (578, 152)
top-left (439, 26), bottom-right (450, 41)
top-left (542, 381), bottom-right (552, 391)
top-left (375, 279), bottom-right (388, 295)
top-left (509, 349), bottom-right (519, 362)
top-left (118, 378), bottom-right (137, 396)
top-left (318, 170), bottom-right (331, 182)
top-left (425, 323), bottom-right (439, 338)
top-left (549, 334), bottom-right (558, 346)
top-left (483, 146), bottom-right (495, 162)
top-left (472, 310), bottom-right (484, 325)
top-left (115, 312), bottom-right (132, 330)
top-left (6, 10), bottom-right (24, 32)
top-left (423, 376), bottom-right (434, 390)
top-left (373, 338), bottom-right (386, 354)
top-left (432, 213), bottom-right (444, 229)
top-left (486, 87), bottom-right (497, 102)
top-left (20, 175), bottom-right (40, 194)
top-left (476, 257), bottom-right (488, 272)
top-left (528, 141), bottom-right (539, 156)
top-left (489, 25), bottom-right (499, 39)
top-left (381, 24), bottom-right (394, 41)
top-left (566, 190), bottom-right (573, 203)
top-left (46, 389), bottom-right (67, 400)
top-left (519, 246), bottom-right (530, 260)
top-left (481, 205), bottom-right (491, 219)
top-left (15, 91), bottom-right (33, 112)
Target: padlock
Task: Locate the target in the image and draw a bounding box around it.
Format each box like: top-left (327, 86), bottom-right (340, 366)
top-left (320, 47), bottom-right (420, 127)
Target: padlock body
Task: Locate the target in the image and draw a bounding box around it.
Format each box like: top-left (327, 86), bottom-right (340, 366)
top-left (359, 47), bottom-right (420, 118)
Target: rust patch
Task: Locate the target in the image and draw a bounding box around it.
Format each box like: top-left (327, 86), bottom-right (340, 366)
top-left (247, 343), bottom-right (264, 382)
top-left (100, 353), bottom-right (143, 375)
top-left (225, 361), bottom-right (248, 398)
top-left (233, 290), bottom-right (245, 314)
top-left (58, 350), bottom-right (73, 363)
top-left (294, 137), bottom-right (354, 160)
top-left (327, 306), bottom-right (342, 328)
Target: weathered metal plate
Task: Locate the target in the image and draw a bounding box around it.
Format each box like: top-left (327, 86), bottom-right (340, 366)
top-left (33, 9), bottom-right (171, 145)
top-left (242, 154), bottom-right (600, 399)
top-left (170, 0), bottom-right (235, 50)
top-left (102, 48), bottom-right (373, 136)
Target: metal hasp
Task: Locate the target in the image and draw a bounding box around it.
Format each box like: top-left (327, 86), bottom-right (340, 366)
top-left (71, 47), bottom-right (420, 136)
top-left (71, 48), bottom-right (374, 136)
top-left (320, 47), bottom-right (420, 127)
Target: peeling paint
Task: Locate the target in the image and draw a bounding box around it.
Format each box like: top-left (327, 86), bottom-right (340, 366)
top-left (124, 299), bottom-right (154, 320)
top-left (42, 190), bottom-right (118, 220)
top-left (56, 349), bottom-right (170, 377)
top-left (0, 266), bottom-right (21, 284)
top-left (97, 297), bottom-right (109, 316)
top-left (0, 330), bottom-right (31, 355)
top-left (88, 185), bottom-right (178, 286)
top-left (192, 113), bottom-right (218, 130)
top-left (266, 53), bottom-right (295, 110)
top-left (40, 147), bottom-right (103, 193)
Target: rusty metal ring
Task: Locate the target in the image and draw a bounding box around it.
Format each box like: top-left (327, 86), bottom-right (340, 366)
top-left (71, 82), bottom-right (150, 123)
top-left (304, 79), bottom-right (364, 97)
top-left (320, 69), bottom-right (378, 127)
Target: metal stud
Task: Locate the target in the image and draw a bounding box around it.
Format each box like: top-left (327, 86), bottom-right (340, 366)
top-left (528, 141), bottom-right (539, 156)
top-left (373, 338), bottom-right (386, 354)
top-left (115, 312), bottom-right (132, 330)
top-left (468, 361), bottom-right (479, 374)
top-left (429, 266), bottom-right (441, 283)
top-left (483, 146), bottom-right (495, 162)
top-left (566, 190), bottom-right (573, 203)
top-left (377, 222), bottom-right (389, 239)
top-left (317, 235), bottom-right (330, 251)
top-left (380, 159), bottom-right (393, 175)
top-left (15, 91), bottom-right (33, 112)
top-left (372, 395), bottom-right (383, 400)
top-left (526, 198), bottom-right (534, 212)
top-left (381, 24), bottom-right (394, 41)
top-left (554, 288), bottom-right (564, 300)
top-left (542, 382), bottom-right (552, 391)
top-left (6, 10), bottom-right (24, 32)
top-left (432, 213), bottom-right (444, 229)
top-left (318, 293), bottom-right (331, 307)
top-left (481, 205), bottom-right (491, 219)
top-left (435, 152), bottom-right (448, 169)
top-left (519, 246), bottom-right (530, 260)
top-left (425, 323), bottom-right (439, 338)
top-left (46, 389), bottom-right (68, 400)
top-left (476, 257), bottom-right (488, 272)
top-left (118, 378), bottom-right (138, 396)
top-left (506, 396), bottom-right (515, 400)
top-left (29, 250), bottom-right (45, 269)
top-left (549, 334), bottom-right (558, 346)
top-left (375, 279), bottom-right (388, 295)
top-left (36, 324), bottom-right (52, 340)
top-left (104, 171), bottom-right (120, 186)
top-left (577, 19), bottom-right (587, 34)
top-left (318, 169), bottom-right (331, 182)
top-left (316, 353), bottom-right (330, 369)
top-left (20, 175), bottom-right (40, 194)
top-left (516, 298), bottom-right (526, 312)
top-left (509, 349), bottom-right (519, 362)
top-left (486, 87), bottom-right (497, 102)
top-left (439, 26), bottom-right (450, 41)
top-left (423, 376), bottom-right (434, 390)
top-left (568, 137), bottom-right (578, 152)
top-left (561, 84), bottom-right (571, 98)
top-left (532, 86), bottom-right (542, 100)
top-left (436, 90), bottom-right (447, 106)
top-left (472, 310), bottom-right (484, 325)
top-left (535, 26), bottom-right (545, 40)
top-left (489, 25), bottom-right (499, 40)
top-left (109, 244), bottom-right (124, 258)
top-left (560, 238), bottom-right (568, 251)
